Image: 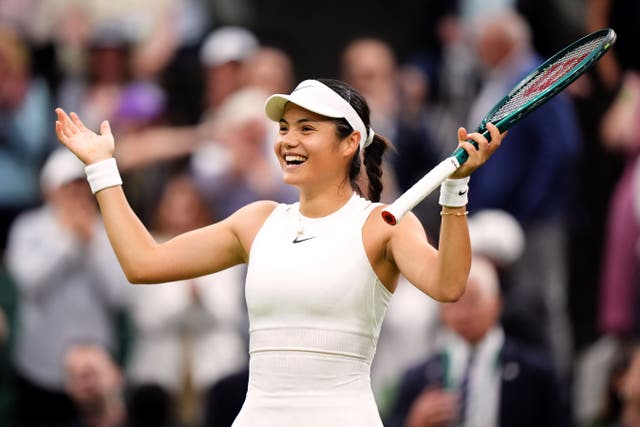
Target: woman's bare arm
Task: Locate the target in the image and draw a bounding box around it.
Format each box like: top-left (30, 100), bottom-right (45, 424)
top-left (95, 186), bottom-right (273, 283)
top-left (55, 107), bottom-right (274, 284)
top-left (383, 125), bottom-right (503, 301)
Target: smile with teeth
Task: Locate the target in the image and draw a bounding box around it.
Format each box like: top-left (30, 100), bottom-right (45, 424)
top-left (285, 155), bottom-right (308, 165)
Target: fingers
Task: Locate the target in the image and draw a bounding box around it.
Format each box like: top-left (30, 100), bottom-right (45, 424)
top-left (55, 108), bottom-right (79, 140)
top-left (55, 109), bottom-right (68, 141)
top-left (486, 122), bottom-right (500, 142)
top-left (70, 111), bottom-right (88, 131)
top-left (457, 131), bottom-right (487, 164)
top-left (55, 120), bottom-right (67, 143)
top-left (457, 127), bottom-right (468, 142)
top-left (450, 123), bottom-right (503, 179)
top-left (465, 130), bottom-right (489, 151)
top-left (465, 122), bottom-right (503, 158)
top-left (456, 126), bottom-right (480, 159)
top-left (485, 122), bottom-right (503, 154)
top-left (100, 120), bottom-right (112, 136)
top-left (55, 108), bottom-right (75, 130)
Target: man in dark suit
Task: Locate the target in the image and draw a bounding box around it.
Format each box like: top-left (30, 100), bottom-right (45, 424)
top-left (385, 256), bottom-right (568, 427)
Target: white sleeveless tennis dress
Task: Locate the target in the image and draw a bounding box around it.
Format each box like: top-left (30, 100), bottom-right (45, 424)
top-left (233, 193), bottom-right (392, 427)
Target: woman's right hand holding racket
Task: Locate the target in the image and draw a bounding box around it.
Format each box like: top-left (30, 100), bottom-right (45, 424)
top-left (55, 108), bottom-right (114, 165)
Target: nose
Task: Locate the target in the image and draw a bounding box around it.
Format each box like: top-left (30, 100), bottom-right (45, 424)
top-left (278, 132), bottom-right (299, 149)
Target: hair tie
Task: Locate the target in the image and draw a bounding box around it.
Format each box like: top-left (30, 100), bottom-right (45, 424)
top-left (364, 128), bottom-right (375, 149)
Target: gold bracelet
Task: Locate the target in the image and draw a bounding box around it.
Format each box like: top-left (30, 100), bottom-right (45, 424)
top-left (440, 210), bottom-right (469, 217)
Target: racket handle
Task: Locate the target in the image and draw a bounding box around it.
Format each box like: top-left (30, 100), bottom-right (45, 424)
top-left (381, 157), bottom-right (460, 225)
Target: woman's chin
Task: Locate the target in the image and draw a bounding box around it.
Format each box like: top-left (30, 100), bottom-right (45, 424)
top-left (281, 171), bottom-right (303, 186)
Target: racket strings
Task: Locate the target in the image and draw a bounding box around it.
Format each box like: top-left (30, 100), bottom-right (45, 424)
top-left (488, 35), bottom-right (607, 122)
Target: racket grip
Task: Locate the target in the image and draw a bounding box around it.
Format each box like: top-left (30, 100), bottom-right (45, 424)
top-left (381, 157), bottom-right (460, 225)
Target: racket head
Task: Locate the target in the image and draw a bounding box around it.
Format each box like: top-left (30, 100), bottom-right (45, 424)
top-left (478, 28), bottom-right (617, 135)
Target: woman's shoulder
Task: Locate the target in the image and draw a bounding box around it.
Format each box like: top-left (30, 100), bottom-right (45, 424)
top-left (230, 200), bottom-right (281, 224)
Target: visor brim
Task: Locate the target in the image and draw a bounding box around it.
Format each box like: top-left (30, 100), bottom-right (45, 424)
top-left (264, 94), bottom-right (344, 122)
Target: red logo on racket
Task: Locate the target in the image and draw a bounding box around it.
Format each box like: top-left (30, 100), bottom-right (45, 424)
top-left (523, 52), bottom-right (589, 98)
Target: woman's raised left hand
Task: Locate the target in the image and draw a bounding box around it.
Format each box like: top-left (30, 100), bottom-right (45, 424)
top-left (449, 122), bottom-right (504, 179)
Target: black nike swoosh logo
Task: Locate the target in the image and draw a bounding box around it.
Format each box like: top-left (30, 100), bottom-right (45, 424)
top-left (292, 236), bottom-right (316, 244)
top-left (458, 190), bottom-right (467, 196)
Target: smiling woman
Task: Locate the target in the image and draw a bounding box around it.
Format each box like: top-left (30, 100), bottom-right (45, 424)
top-left (267, 79), bottom-right (385, 202)
top-left (54, 76), bottom-right (504, 426)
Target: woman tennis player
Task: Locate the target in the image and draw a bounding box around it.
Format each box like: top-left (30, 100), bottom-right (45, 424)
top-left (55, 78), bottom-right (503, 426)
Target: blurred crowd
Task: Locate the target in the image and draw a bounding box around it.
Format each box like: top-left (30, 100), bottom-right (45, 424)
top-left (0, 0), bottom-right (639, 426)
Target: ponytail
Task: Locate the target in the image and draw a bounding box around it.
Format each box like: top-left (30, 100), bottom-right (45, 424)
top-left (363, 134), bottom-right (390, 202)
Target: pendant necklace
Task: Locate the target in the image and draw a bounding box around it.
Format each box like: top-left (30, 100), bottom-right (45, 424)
top-left (294, 208), bottom-right (323, 242)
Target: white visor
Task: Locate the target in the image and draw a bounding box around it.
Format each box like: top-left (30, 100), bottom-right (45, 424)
top-left (264, 79), bottom-right (372, 149)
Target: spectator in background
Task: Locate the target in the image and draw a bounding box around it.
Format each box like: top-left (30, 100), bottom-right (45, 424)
top-left (199, 26), bottom-right (259, 121)
top-left (587, 0), bottom-right (640, 345)
top-left (597, 70), bottom-right (640, 340)
top-left (107, 80), bottom-right (171, 225)
top-left (63, 343), bottom-right (125, 427)
top-left (56, 21), bottom-right (133, 131)
top-left (465, 10), bottom-right (581, 379)
top-left (125, 173), bottom-right (247, 427)
top-left (574, 71), bottom-right (640, 427)
top-left (241, 46), bottom-right (295, 95)
top-left (342, 36), bottom-right (480, 233)
top-left (190, 87), bottom-right (297, 219)
top-left (466, 209), bottom-right (539, 345)
top-left (44, 0), bottom-right (181, 82)
top-left (111, 81), bottom-right (203, 174)
top-left (341, 38), bottom-right (400, 140)
top-left (386, 255), bottom-right (566, 427)
top-left (341, 37), bottom-right (438, 209)
top-left (567, 0), bottom-right (640, 357)
top-left (0, 26), bottom-right (54, 253)
top-left (392, 58), bottom-right (445, 234)
top-left (187, 26), bottom-right (302, 219)
top-left (156, 0), bottom-right (213, 126)
top-left (586, 0), bottom-right (640, 91)
top-left (4, 149), bottom-right (130, 427)
top-left (466, 210), bottom-right (525, 271)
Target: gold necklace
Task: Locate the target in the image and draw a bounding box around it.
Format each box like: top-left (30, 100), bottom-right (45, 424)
top-left (294, 194), bottom-right (354, 239)
top-left (295, 209), bottom-right (324, 238)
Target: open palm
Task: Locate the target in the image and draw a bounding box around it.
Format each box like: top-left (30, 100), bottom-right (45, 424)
top-left (55, 108), bottom-right (115, 165)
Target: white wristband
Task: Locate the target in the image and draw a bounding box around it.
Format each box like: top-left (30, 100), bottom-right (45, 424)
top-left (84, 158), bottom-right (122, 194)
top-left (439, 177), bottom-right (470, 207)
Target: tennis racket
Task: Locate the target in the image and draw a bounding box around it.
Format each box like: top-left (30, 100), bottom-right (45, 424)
top-left (381, 28), bottom-right (617, 225)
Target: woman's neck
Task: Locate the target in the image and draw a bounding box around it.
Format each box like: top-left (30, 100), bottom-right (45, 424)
top-left (298, 185), bottom-right (354, 218)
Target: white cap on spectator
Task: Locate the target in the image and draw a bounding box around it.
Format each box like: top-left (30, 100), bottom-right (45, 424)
top-left (468, 209), bottom-right (525, 267)
top-left (40, 149), bottom-right (85, 193)
top-left (200, 26), bottom-right (259, 67)
top-left (468, 255), bottom-right (500, 297)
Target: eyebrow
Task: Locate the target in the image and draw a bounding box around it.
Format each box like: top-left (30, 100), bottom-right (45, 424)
top-left (279, 117), bottom-right (331, 125)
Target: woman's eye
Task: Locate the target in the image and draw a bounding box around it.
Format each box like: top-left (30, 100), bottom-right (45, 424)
top-left (279, 126), bottom-right (288, 133)
top-left (301, 126), bottom-right (314, 132)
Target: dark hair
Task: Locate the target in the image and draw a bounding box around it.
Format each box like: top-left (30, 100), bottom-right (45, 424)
top-left (316, 78), bottom-right (390, 202)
